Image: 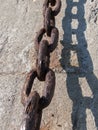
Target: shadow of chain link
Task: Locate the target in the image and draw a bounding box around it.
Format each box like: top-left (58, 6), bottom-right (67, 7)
top-left (60, 0), bottom-right (98, 130)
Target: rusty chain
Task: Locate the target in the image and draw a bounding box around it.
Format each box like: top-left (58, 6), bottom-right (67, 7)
top-left (20, 0), bottom-right (61, 130)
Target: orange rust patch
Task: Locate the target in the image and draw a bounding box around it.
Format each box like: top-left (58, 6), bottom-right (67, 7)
top-left (50, 42), bottom-right (63, 71)
top-left (50, 49), bottom-right (61, 69)
top-left (40, 121), bottom-right (51, 130)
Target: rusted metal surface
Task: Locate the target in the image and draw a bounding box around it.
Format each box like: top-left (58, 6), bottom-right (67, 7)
top-left (21, 0), bottom-right (61, 130)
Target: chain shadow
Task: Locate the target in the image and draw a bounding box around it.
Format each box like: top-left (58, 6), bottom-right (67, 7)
top-left (60, 0), bottom-right (98, 129)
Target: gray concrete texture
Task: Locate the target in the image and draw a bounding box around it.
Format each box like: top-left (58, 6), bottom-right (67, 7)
top-left (0, 0), bottom-right (98, 130)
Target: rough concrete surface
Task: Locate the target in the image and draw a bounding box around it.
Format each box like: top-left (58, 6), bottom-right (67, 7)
top-left (0, 0), bottom-right (98, 130)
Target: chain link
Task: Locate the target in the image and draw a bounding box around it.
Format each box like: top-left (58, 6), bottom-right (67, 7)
top-left (20, 0), bottom-right (61, 129)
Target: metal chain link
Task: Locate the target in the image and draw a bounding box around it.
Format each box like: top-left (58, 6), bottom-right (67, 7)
top-left (20, 0), bottom-right (61, 130)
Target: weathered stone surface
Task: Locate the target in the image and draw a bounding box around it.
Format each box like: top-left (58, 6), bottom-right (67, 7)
top-left (0, 0), bottom-right (98, 130)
